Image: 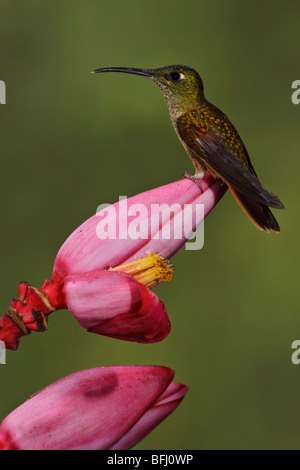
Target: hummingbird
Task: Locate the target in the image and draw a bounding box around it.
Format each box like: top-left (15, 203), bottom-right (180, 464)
top-left (92, 65), bottom-right (284, 232)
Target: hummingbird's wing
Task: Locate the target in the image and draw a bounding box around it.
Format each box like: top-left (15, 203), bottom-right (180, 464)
top-left (178, 123), bottom-right (284, 210)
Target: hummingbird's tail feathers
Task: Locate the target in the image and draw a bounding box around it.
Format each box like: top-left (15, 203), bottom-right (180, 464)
top-left (192, 127), bottom-right (285, 210)
top-left (264, 190), bottom-right (285, 209)
top-left (229, 185), bottom-right (281, 233)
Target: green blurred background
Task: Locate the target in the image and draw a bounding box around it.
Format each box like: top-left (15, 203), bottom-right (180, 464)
top-left (0, 0), bottom-right (299, 450)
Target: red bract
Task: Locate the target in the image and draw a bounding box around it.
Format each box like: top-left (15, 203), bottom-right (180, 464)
top-left (0, 175), bottom-right (227, 349)
top-left (0, 366), bottom-right (188, 450)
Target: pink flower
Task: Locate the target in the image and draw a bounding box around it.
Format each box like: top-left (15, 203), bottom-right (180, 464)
top-left (0, 175), bottom-right (227, 349)
top-left (0, 366), bottom-right (188, 450)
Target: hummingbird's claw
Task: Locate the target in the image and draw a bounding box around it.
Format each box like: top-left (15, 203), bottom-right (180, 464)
top-left (182, 171), bottom-right (204, 192)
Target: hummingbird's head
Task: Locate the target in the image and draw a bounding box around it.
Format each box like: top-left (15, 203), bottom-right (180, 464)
top-left (92, 65), bottom-right (205, 116)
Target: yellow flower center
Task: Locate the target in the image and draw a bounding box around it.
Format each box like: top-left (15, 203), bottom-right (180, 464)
top-left (109, 253), bottom-right (173, 288)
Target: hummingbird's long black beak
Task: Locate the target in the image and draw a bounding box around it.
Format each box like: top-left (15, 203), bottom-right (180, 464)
top-left (91, 67), bottom-right (154, 78)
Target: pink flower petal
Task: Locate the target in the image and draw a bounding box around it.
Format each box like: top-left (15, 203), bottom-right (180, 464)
top-left (63, 271), bottom-right (170, 342)
top-left (54, 175), bottom-right (226, 277)
top-left (110, 382), bottom-right (189, 450)
top-left (127, 176), bottom-right (227, 261)
top-left (88, 283), bottom-right (171, 343)
top-left (63, 271), bottom-right (143, 328)
top-left (0, 366), bottom-right (176, 450)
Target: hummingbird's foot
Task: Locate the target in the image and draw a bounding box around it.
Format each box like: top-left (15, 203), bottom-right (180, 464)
top-left (183, 171), bottom-right (204, 192)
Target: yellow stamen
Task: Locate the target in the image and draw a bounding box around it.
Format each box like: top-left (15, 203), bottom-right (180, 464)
top-left (109, 253), bottom-right (173, 288)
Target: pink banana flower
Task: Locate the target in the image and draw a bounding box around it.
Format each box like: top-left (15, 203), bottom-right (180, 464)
top-left (0, 175), bottom-right (227, 349)
top-left (0, 366), bottom-right (188, 450)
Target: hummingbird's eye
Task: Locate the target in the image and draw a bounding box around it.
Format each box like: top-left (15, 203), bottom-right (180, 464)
top-left (164, 71), bottom-right (185, 83)
top-left (170, 71), bottom-right (181, 81)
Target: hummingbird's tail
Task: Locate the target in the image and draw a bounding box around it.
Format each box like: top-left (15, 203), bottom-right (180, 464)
top-left (228, 186), bottom-right (281, 233)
